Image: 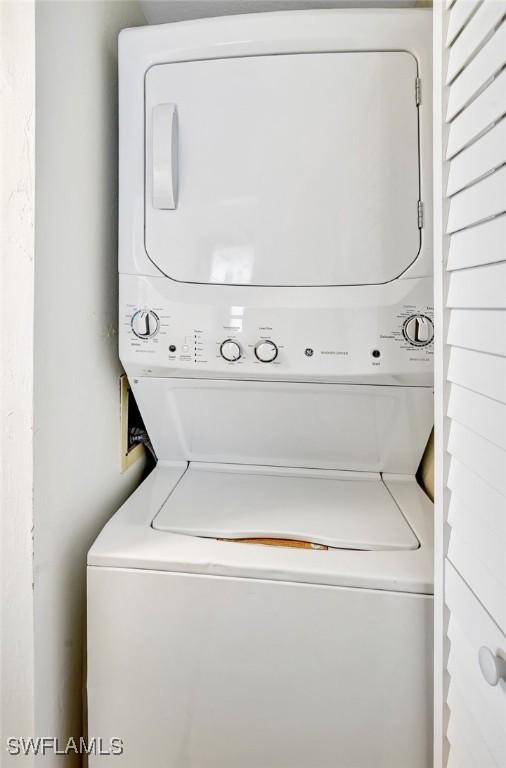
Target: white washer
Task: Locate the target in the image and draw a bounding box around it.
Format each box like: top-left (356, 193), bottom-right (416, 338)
top-left (88, 10), bottom-right (434, 767)
top-left (88, 464), bottom-right (433, 767)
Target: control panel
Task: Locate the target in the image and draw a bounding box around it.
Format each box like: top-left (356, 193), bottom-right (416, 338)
top-left (120, 275), bottom-right (434, 385)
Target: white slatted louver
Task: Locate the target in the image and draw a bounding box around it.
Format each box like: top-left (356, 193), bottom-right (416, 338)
top-left (434, 2), bottom-right (506, 767)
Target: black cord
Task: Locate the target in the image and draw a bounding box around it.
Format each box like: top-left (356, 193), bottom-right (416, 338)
top-left (128, 427), bottom-right (157, 462)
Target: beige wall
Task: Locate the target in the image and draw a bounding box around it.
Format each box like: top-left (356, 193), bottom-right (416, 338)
top-left (33, 2), bottom-right (146, 759)
top-left (0, 2), bottom-right (36, 761)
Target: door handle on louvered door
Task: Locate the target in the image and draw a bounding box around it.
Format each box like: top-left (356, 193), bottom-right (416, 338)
top-left (478, 646), bottom-right (506, 687)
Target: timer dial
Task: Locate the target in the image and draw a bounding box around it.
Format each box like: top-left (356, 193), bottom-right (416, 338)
top-left (220, 339), bottom-right (242, 362)
top-left (131, 310), bottom-right (160, 339)
top-left (403, 315), bottom-right (434, 346)
top-left (255, 340), bottom-right (278, 363)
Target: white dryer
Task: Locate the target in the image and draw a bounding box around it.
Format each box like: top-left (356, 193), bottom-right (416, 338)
top-left (88, 9), bottom-right (434, 767)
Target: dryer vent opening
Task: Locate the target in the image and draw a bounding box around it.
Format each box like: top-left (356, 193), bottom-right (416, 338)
top-left (120, 374), bottom-right (156, 471)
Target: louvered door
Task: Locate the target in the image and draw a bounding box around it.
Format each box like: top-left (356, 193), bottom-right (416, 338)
top-left (434, 2), bottom-right (506, 767)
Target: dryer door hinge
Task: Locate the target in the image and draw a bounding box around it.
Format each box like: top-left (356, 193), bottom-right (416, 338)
top-left (418, 200), bottom-right (424, 229)
top-left (415, 77), bottom-right (422, 106)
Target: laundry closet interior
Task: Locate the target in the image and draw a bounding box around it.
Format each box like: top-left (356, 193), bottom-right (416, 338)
top-left (7, 1), bottom-right (505, 766)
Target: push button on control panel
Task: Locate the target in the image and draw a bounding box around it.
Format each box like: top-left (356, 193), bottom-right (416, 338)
top-left (220, 339), bottom-right (242, 362)
top-left (255, 340), bottom-right (278, 363)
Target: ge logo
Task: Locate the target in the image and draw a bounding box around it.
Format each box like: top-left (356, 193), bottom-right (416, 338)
top-left (305, 348), bottom-right (314, 357)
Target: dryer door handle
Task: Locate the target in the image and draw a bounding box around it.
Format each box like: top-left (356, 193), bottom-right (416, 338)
top-left (152, 103), bottom-right (178, 209)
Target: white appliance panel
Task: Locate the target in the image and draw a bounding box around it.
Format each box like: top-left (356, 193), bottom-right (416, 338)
top-left (131, 377), bottom-right (433, 472)
top-left (120, 274), bottom-right (434, 385)
top-left (145, 52), bottom-right (421, 286)
top-left (88, 566), bottom-right (433, 768)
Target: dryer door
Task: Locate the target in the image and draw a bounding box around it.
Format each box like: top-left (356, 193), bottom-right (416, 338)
top-left (145, 52), bottom-right (421, 286)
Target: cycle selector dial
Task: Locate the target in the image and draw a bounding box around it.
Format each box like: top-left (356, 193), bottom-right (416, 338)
top-left (403, 315), bottom-right (434, 346)
top-left (131, 310), bottom-right (160, 339)
top-left (255, 340), bottom-right (278, 363)
top-left (220, 339), bottom-right (242, 362)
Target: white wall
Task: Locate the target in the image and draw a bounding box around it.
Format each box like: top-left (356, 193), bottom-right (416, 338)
top-left (0, 2), bottom-right (36, 763)
top-left (141, 0), bottom-right (418, 24)
top-left (33, 1), bottom-right (145, 760)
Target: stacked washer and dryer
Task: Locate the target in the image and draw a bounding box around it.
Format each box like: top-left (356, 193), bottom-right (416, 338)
top-left (88, 9), bottom-right (434, 767)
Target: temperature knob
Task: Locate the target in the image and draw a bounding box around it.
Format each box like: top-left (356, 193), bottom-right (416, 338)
top-left (131, 310), bottom-right (160, 339)
top-left (255, 340), bottom-right (278, 363)
top-left (220, 339), bottom-right (242, 362)
top-left (403, 315), bottom-right (434, 346)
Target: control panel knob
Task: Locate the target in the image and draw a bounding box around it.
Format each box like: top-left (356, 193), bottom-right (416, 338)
top-left (255, 340), bottom-right (278, 363)
top-left (131, 310), bottom-right (160, 339)
top-left (403, 315), bottom-right (434, 346)
top-left (220, 339), bottom-right (242, 362)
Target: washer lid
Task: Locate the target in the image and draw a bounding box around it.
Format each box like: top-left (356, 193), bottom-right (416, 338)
top-left (152, 464), bottom-right (419, 551)
top-left (145, 51), bottom-right (420, 287)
